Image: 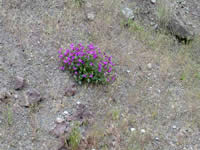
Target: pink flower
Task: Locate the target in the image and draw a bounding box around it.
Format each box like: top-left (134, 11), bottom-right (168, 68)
top-left (59, 54), bottom-right (63, 58)
top-left (63, 59), bottom-right (68, 64)
top-left (60, 66), bottom-right (65, 70)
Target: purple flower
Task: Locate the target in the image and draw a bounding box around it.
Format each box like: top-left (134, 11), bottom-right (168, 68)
top-left (75, 71), bottom-right (78, 75)
top-left (77, 63), bottom-right (80, 66)
top-left (73, 66), bottom-right (77, 70)
top-left (88, 44), bottom-right (95, 50)
top-left (64, 49), bottom-right (70, 56)
top-left (90, 62), bottom-right (94, 66)
top-left (111, 75), bottom-right (116, 81)
top-left (58, 50), bottom-right (62, 54)
top-left (71, 56), bottom-right (75, 60)
top-left (89, 74), bottom-right (93, 78)
top-left (63, 59), bottom-right (68, 64)
top-left (60, 66), bottom-right (65, 70)
top-left (108, 67), bottom-right (112, 73)
top-left (59, 54), bottom-right (63, 58)
top-left (82, 74), bottom-right (87, 78)
top-left (93, 54), bottom-right (98, 59)
top-left (103, 61), bottom-right (108, 65)
top-left (78, 59), bottom-right (83, 63)
top-left (70, 43), bottom-right (74, 49)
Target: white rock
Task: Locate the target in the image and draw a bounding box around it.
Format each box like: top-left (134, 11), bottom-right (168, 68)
top-left (127, 70), bottom-right (131, 73)
top-left (122, 7), bottom-right (134, 20)
top-left (130, 128), bottom-right (136, 132)
top-left (55, 117), bottom-right (65, 124)
top-left (147, 63), bottom-right (152, 69)
top-left (63, 111), bottom-right (69, 116)
top-left (155, 137), bottom-right (159, 141)
top-left (76, 101), bottom-right (81, 105)
top-left (151, 0), bottom-right (156, 4)
top-left (141, 129), bottom-right (146, 133)
top-left (87, 12), bottom-right (95, 21)
top-left (14, 94), bottom-right (18, 99)
top-left (172, 125), bottom-right (177, 129)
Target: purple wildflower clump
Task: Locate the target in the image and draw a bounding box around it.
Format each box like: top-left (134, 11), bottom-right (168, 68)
top-left (58, 43), bottom-right (116, 84)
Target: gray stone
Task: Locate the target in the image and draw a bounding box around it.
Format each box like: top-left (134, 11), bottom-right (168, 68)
top-left (167, 14), bottom-right (194, 41)
top-left (14, 76), bottom-right (25, 90)
top-left (64, 84), bottom-right (77, 97)
top-left (23, 89), bottom-right (42, 107)
top-left (147, 63), bottom-right (152, 69)
top-left (121, 7), bottom-right (134, 20)
top-left (0, 88), bottom-right (11, 103)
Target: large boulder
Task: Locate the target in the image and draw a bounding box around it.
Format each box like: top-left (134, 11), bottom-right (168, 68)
top-left (167, 13), bottom-right (194, 41)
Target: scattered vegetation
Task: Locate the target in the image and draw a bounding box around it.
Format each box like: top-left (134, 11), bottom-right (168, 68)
top-left (58, 43), bottom-right (116, 84)
top-left (68, 124), bottom-right (81, 150)
top-left (73, 0), bottom-right (85, 7)
top-left (5, 105), bottom-right (13, 126)
top-left (156, 0), bottom-right (172, 29)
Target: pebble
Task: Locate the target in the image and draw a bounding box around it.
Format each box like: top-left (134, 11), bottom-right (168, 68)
top-left (56, 117), bottom-right (65, 124)
top-left (151, 0), bottom-right (156, 4)
top-left (14, 76), bottom-right (25, 90)
top-left (127, 70), bottom-right (131, 73)
top-left (147, 63), bottom-right (152, 69)
top-left (141, 129), bottom-right (146, 133)
top-left (14, 94), bottom-right (18, 99)
top-left (87, 12), bottom-right (95, 21)
top-left (130, 128), bottom-right (136, 132)
top-left (172, 125), bottom-right (177, 129)
top-left (76, 101), bottom-right (81, 105)
top-left (155, 137), bottom-right (159, 141)
top-left (63, 111), bottom-right (69, 116)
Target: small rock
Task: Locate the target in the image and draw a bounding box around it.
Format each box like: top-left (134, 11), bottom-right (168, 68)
top-left (87, 12), bottom-right (95, 21)
top-left (56, 117), bottom-right (65, 124)
top-left (141, 129), bottom-right (146, 133)
top-left (172, 125), bottom-right (177, 129)
top-left (13, 76), bottom-right (25, 90)
top-left (151, 0), bottom-right (156, 4)
top-left (14, 94), bottom-right (18, 99)
top-left (23, 89), bottom-right (42, 107)
top-left (50, 122), bottom-right (67, 138)
top-left (121, 7), bottom-right (134, 20)
top-left (130, 128), bottom-right (136, 132)
top-left (147, 63), bottom-right (152, 69)
top-left (64, 85), bottom-right (76, 97)
top-left (127, 70), bottom-right (131, 73)
top-left (155, 137), bottom-right (159, 141)
top-left (63, 111), bottom-right (69, 116)
top-left (0, 88), bottom-right (11, 103)
top-left (167, 14), bottom-right (194, 41)
top-left (76, 101), bottom-right (81, 105)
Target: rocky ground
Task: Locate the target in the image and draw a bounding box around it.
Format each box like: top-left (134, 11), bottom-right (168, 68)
top-left (0, 0), bottom-right (200, 150)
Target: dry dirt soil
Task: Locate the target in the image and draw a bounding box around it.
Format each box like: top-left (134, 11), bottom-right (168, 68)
top-left (0, 0), bottom-right (200, 150)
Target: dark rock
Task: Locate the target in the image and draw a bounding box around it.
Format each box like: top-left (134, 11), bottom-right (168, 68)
top-left (50, 122), bottom-right (68, 138)
top-left (23, 89), bottom-right (42, 107)
top-left (74, 104), bottom-right (93, 120)
top-left (167, 14), bottom-right (194, 41)
top-left (64, 84), bottom-right (77, 97)
top-left (13, 76), bottom-right (25, 90)
top-left (0, 88), bottom-right (11, 103)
